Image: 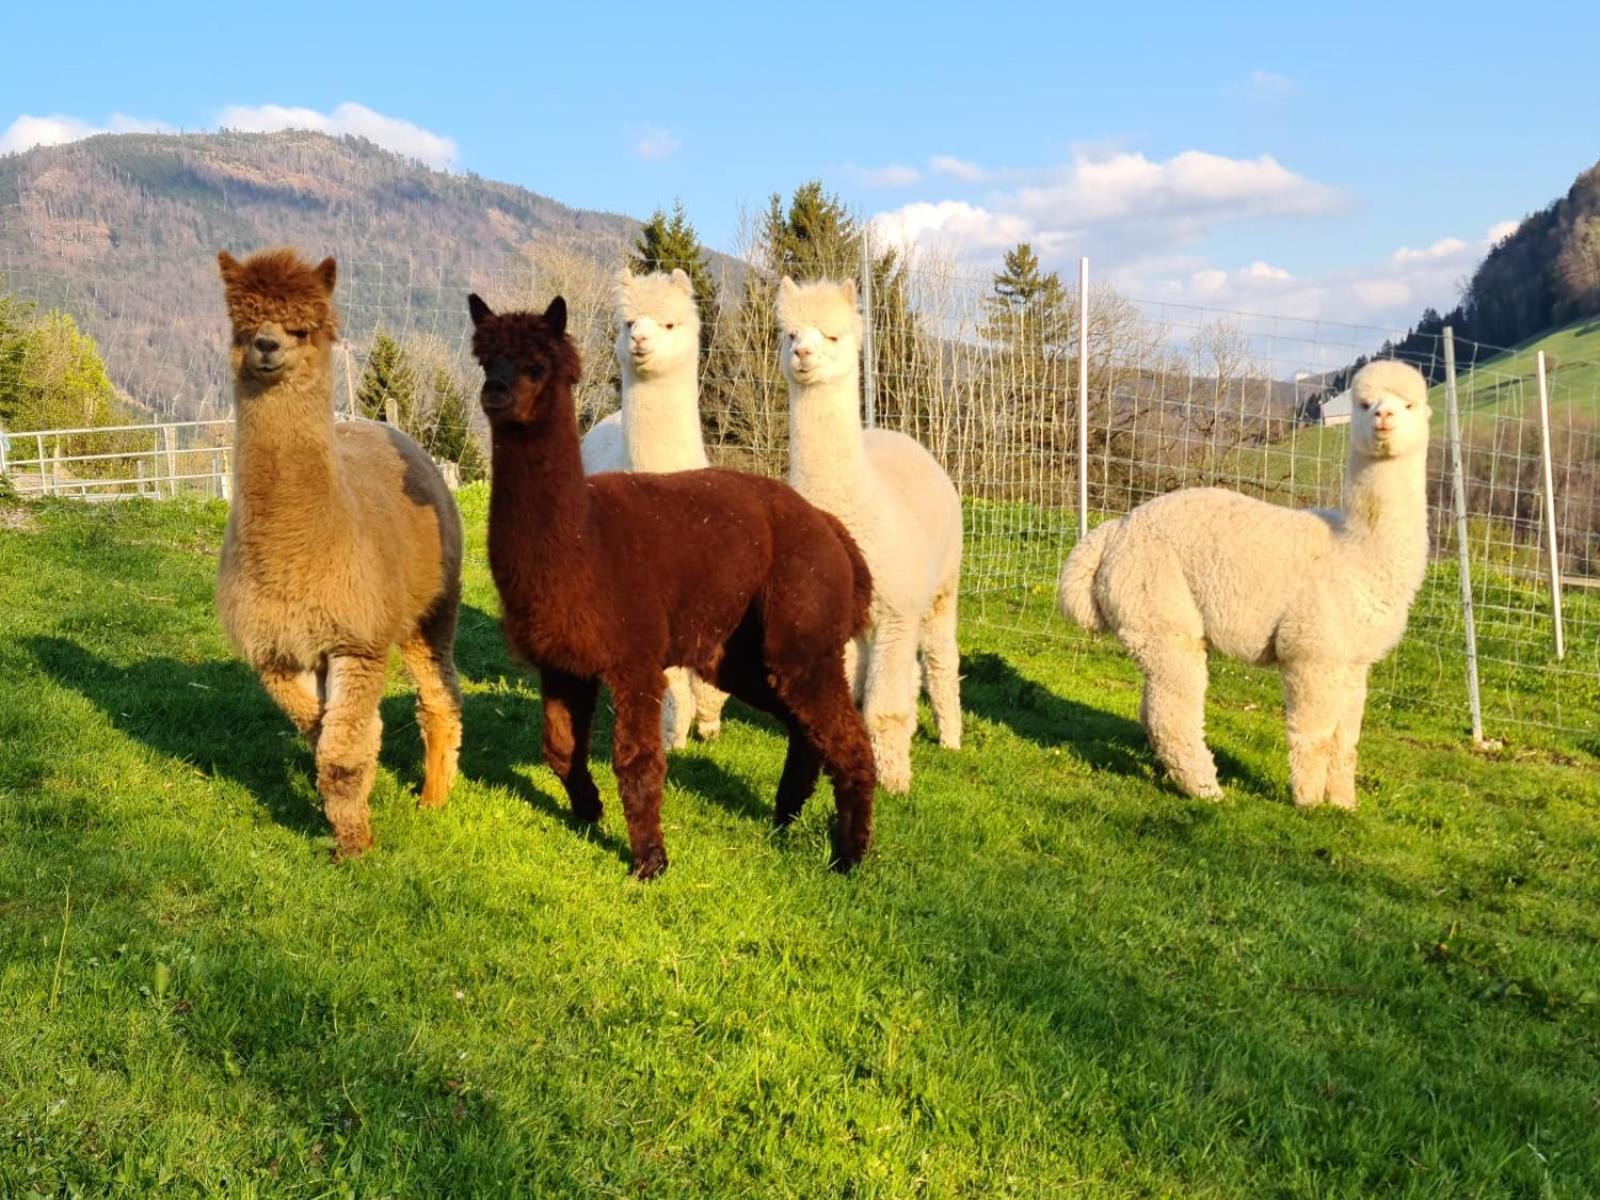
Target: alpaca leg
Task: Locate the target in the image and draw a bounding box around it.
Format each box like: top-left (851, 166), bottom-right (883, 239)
top-left (1324, 665), bottom-right (1368, 811)
top-left (258, 665), bottom-right (324, 748)
top-left (400, 605), bottom-right (463, 809)
top-left (919, 584), bottom-right (962, 751)
top-left (862, 621), bottom-right (920, 795)
top-left (539, 668), bottom-right (601, 823)
top-left (690, 672), bottom-right (728, 742)
top-left (771, 660), bottom-right (877, 870)
top-left (774, 725), bottom-right (823, 829)
top-left (1282, 660), bottom-right (1342, 809)
top-left (611, 673), bottom-right (670, 880)
top-left (316, 653), bottom-right (388, 858)
top-left (1129, 637), bottom-right (1220, 799)
top-left (661, 667), bottom-right (695, 751)
top-left (843, 637), bottom-right (866, 707)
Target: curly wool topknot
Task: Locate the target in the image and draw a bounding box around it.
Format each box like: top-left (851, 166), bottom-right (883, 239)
top-left (470, 311), bottom-right (584, 384)
top-left (218, 248), bottom-right (340, 336)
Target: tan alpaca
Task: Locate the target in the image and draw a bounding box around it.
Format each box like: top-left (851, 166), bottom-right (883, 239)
top-left (215, 248), bottom-right (464, 857)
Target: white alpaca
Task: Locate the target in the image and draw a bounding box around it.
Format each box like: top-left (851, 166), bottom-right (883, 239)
top-left (1058, 360), bottom-right (1431, 808)
top-left (777, 276), bottom-right (963, 794)
top-left (580, 267), bottom-right (727, 747)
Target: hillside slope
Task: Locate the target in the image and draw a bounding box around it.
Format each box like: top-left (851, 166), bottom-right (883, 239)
top-left (0, 130), bottom-right (642, 418)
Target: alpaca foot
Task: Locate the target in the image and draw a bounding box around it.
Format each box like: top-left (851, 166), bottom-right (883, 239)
top-left (938, 730), bottom-right (961, 751)
top-left (695, 717), bottom-right (722, 743)
top-left (1173, 772), bottom-right (1223, 801)
top-left (330, 823), bottom-right (374, 861)
top-left (630, 845), bottom-right (668, 881)
top-left (567, 777), bottom-right (603, 824)
top-left (831, 828), bottom-right (870, 873)
top-left (868, 717), bottom-right (914, 795)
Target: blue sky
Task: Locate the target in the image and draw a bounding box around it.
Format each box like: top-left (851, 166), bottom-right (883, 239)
top-left (4, 0), bottom-right (1597, 329)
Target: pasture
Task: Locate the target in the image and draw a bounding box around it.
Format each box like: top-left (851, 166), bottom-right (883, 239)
top-left (2, 488), bottom-right (1597, 1198)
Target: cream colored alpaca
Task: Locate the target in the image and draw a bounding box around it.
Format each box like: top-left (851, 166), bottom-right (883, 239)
top-left (778, 276), bottom-right (963, 794)
top-left (1059, 360), bottom-right (1431, 808)
top-left (580, 267), bottom-right (727, 748)
top-left (215, 249), bottom-right (463, 857)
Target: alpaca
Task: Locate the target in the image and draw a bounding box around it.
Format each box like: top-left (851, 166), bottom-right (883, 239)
top-left (468, 292), bottom-right (876, 879)
top-left (580, 267), bottom-right (728, 748)
top-left (776, 276), bottom-right (963, 795)
top-left (215, 249), bottom-right (463, 857)
top-left (1058, 360), bottom-right (1432, 808)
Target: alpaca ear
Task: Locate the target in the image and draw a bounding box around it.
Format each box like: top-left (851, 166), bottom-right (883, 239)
top-left (217, 251), bottom-right (240, 284)
top-left (545, 295), bottom-right (568, 336)
top-left (615, 267), bottom-right (634, 289)
top-left (468, 293), bottom-right (494, 327)
top-left (841, 278), bottom-right (858, 307)
top-left (316, 256), bottom-right (337, 294)
top-left (670, 267), bottom-right (692, 294)
top-left (778, 275), bottom-right (799, 297)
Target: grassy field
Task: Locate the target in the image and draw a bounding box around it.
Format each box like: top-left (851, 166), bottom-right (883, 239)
top-left (2, 488), bottom-right (1598, 1198)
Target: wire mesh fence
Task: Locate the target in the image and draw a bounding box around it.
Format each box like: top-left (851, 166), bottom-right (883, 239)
top-left (1, 242), bottom-right (1594, 750)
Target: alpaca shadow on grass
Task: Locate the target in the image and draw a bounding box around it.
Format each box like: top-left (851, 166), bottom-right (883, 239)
top-left (960, 650), bottom-right (1275, 798)
top-left (25, 635), bottom-right (329, 841)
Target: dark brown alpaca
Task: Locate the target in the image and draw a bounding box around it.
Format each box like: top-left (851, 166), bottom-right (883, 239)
top-left (469, 293), bottom-right (877, 879)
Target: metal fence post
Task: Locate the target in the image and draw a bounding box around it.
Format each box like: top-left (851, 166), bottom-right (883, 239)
top-left (1534, 351), bottom-right (1566, 661)
top-left (1442, 328), bottom-right (1484, 744)
top-left (860, 231), bottom-right (876, 430)
top-left (1076, 257), bottom-right (1090, 540)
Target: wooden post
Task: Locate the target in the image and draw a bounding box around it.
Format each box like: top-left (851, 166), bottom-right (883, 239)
top-left (1534, 351), bottom-right (1566, 661)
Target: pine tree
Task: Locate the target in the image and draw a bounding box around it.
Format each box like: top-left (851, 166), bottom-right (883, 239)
top-left (983, 243), bottom-right (1069, 356)
top-left (423, 366), bottom-right (487, 483)
top-left (629, 199), bottom-right (719, 354)
top-left (356, 330), bottom-right (418, 430)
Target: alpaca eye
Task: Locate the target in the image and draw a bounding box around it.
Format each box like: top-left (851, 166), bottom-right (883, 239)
top-left (663, 323), bottom-right (676, 331)
top-left (288, 329), bottom-right (310, 340)
top-left (825, 334), bottom-right (839, 343)
top-left (528, 364), bottom-right (545, 381)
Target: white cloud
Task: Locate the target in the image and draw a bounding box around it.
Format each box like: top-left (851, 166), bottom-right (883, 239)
top-left (930, 154), bottom-right (988, 182)
top-left (1486, 219), bottom-right (1519, 244)
top-left (872, 148), bottom-right (1342, 272)
top-left (852, 162), bottom-right (921, 187)
top-left (218, 102), bottom-right (457, 169)
top-left (869, 199), bottom-right (1035, 260)
top-left (1392, 236), bottom-right (1467, 263)
top-left (1243, 70), bottom-right (1295, 99)
top-left (633, 128), bottom-right (681, 162)
top-left (1, 112), bottom-right (172, 155)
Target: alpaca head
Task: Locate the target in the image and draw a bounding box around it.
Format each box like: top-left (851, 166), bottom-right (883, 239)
top-left (776, 276), bottom-right (862, 388)
top-left (613, 268), bottom-right (700, 378)
top-left (217, 249), bottom-right (338, 389)
top-left (1349, 360), bottom-right (1430, 460)
top-left (467, 294), bottom-right (583, 429)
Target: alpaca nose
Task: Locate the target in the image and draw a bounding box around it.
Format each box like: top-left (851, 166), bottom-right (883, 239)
top-left (254, 334), bottom-right (281, 355)
top-left (794, 344), bottom-right (813, 363)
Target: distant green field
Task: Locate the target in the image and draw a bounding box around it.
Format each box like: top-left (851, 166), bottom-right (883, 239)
top-left (3, 489), bottom-right (1597, 1197)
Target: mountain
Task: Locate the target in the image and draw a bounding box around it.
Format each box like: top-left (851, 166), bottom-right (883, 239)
top-left (0, 130), bottom-right (647, 419)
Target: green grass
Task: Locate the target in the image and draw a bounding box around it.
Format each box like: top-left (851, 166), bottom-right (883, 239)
top-left (2, 489), bottom-right (1598, 1198)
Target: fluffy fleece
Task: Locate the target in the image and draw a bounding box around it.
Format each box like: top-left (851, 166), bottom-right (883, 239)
top-left (1059, 360), bottom-right (1431, 808)
top-left (215, 248), bottom-right (463, 857)
top-left (777, 276), bottom-right (963, 794)
top-left (469, 292), bottom-right (877, 880)
top-left (580, 268), bottom-right (727, 747)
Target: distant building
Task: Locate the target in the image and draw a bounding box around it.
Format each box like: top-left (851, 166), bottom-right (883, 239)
top-left (1318, 389), bottom-right (1352, 427)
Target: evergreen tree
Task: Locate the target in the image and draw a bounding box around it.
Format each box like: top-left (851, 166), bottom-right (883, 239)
top-left (983, 243), bottom-right (1070, 354)
top-left (629, 199), bottom-right (719, 354)
top-left (423, 366), bottom-right (487, 483)
top-left (356, 330), bottom-right (418, 429)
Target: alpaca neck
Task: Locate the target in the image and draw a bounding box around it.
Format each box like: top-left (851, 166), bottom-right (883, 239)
top-left (1339, 445), bottom-right (1429, 572)
top-left (786, 365), bottom-right (870, 508)
top-left (488, 391), bottom-right (593, 599)
top-left (230, 358), bottom-right (345, 534)
top-left (620, 364), bottom-right (707, 472)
